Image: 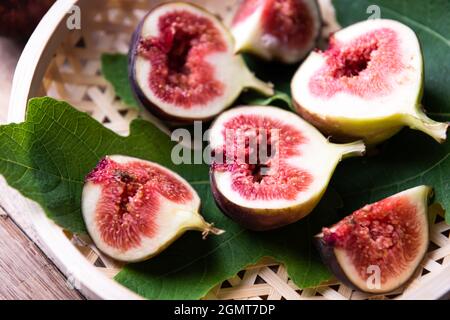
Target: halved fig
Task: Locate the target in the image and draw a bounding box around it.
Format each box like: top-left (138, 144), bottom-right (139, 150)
top-left (231, 0), bottom-right (322, 64)
top-left (82, 155), bottom-right (223, 262)
top-left (291, 19), bottom-right (449, 145)
top-left (129, 2), bottom-right (273, 122)
top-left (209, 106), bottom-right (365, 231)
top-left (315, 186), bottom-right (431, 294)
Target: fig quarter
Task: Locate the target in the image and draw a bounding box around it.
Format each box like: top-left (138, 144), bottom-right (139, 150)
top-left (315, 186), bottom-right (431, 294)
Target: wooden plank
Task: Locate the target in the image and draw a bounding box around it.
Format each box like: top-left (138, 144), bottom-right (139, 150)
top-left (0, 209), bottom-right (83, 300)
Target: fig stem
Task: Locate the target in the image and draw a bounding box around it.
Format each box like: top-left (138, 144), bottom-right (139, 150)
top-left (246, 76), bottom-right (274, 97)
top-left (406, 107), bottom-right (449, 143)
top-left (240, 58), bottom-right (274, 96)
top-left (202, 222), bottom-right (225, 239)
top-left (334, 140), bottom-right (366, 160)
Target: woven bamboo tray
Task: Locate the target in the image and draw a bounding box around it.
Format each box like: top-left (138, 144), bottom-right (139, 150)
top-left (6, 0), bottom-right (450, 300)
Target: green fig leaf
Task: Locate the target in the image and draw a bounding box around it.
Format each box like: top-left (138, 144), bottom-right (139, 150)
top-left (239, 89), bottom-right (293, 111)
top-left (101, 54), bottom-right (139, 109)
top-left (0, 97), bottom-right (334, 299)
top-left (239, 54), bottom-right (297, 110)
top-left (332, 0), bottom-right (450, 223)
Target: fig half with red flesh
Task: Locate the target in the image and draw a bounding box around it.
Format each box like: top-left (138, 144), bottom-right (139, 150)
top-left (292, 19), bottom-right (449, 145)
top-left (82, 155), bottom-right (223, 262)
top-left (209, 106), bottom-right (366, 231)
top-left (315, 186), bottom-right (431, 294)
top-left (129, 2), bottom-right (273, 122)
top-left (231, 0), bottom-right (322, 64)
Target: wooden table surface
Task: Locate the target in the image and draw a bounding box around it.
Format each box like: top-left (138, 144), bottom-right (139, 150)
top-left (0, 37), bottom-right (83, 300)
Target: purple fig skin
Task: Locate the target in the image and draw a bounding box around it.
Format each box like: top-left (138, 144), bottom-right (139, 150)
top-left (314, 233), bottom-right (366, 291)
top-left (294, 99), bottom-right (361, 142)
top-left (128, 15), bottom-right (148, 112)
top-left (210, 168), bottom-right (321, 231)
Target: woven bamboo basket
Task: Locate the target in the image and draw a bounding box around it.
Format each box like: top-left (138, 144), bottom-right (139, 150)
top-left (6, 0), bottom-right (450, 300)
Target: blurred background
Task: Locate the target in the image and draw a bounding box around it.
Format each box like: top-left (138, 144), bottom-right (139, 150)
top-left (0, 0), bottom-right (55, 122)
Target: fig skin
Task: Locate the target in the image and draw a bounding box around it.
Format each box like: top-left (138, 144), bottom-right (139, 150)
top-left (128, 2), bottom-right (273, 123)
top-left (232, 0), bottom-right (323, 64)
top-left (293, 99), bottom-right (404, 145)
top-left (314, 235), bottom-right (360, 290)
top-left (314, 186), bottom-right (431, 294)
